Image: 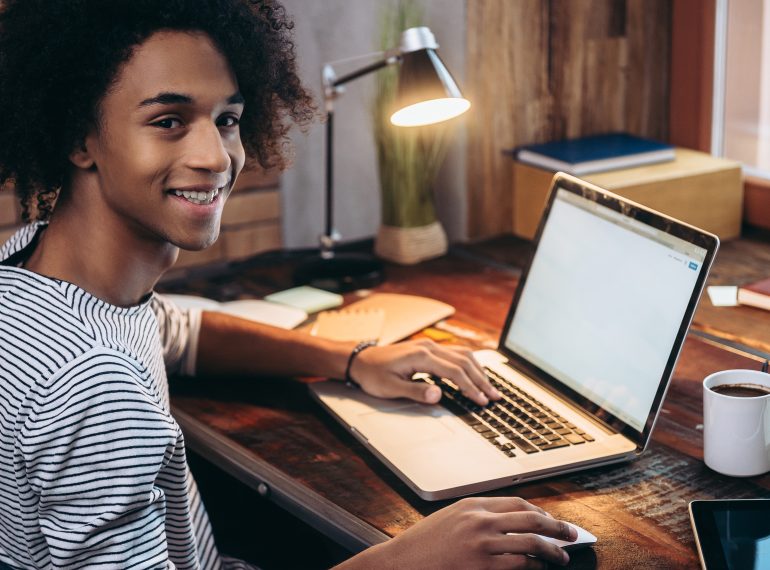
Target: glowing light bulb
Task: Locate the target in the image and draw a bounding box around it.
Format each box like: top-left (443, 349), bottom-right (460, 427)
top-left (390, 97), bottom-right (470, 127)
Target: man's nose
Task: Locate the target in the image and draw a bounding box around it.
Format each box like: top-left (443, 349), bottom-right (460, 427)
top-left (187, 121), bottom-right (231, 174)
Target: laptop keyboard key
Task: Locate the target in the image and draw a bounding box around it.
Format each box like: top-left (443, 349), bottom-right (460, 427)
top-left (565, 433), bottom-right (586, 444)
top-left (437, 369), bottom-right (601, 452)
top-left (510, 437), bottom-right (538, 454)
top-left (539, 440), bottom-right (570, 451)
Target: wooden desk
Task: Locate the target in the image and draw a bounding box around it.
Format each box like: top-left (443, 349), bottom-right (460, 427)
top-left (161, 240), bottom-right (770, 569)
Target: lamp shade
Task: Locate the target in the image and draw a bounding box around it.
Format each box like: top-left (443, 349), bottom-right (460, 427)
top-left (390, 48), bottom-right (470, 127)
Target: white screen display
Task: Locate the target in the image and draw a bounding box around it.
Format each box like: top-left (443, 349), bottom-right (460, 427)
top-left (505, 189), bottom-right (707, 432)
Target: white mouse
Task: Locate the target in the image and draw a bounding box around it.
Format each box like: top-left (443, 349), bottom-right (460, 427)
top-left (539, 521), bottom-right (597, 552)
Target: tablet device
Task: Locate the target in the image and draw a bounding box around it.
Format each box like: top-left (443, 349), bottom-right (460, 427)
top-left (689, 499), bottom-right (770, 569)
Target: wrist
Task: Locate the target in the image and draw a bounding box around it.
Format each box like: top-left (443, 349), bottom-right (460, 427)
top-left (345, 340), bottom-right (377, 386)
top-left (333, 540), bottom-right (395, 570)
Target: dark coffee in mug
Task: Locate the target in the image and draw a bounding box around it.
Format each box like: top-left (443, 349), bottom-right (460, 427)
top-left (711, 383), bottom-right (770, 398)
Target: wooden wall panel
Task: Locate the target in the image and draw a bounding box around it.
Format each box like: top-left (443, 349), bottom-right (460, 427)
top-left (466, 0), bottom-right (550, 239)
top-left (626, 0), bottom-right (671, 139)
top-left (669, 0), bottom-right (715, 152)
top-left (466, 0), bottom-right (672, 239)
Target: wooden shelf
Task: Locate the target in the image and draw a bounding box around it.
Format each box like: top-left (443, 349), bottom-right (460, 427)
top-left (512, 148), bottom-right (743, 240)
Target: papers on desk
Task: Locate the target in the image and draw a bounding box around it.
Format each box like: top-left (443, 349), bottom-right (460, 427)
top-left (706, 286), bottom-right (738, 307)
top-left (311, 309), bottom-right (386, 342)
top-left (164, 291), bottom-right (456, 341)
top-left (264, 286), bottom-right (343, 314)
top-left (310, 293), bottom-right (455, 345)
top-left (162, 294), bottom-right (308, 329)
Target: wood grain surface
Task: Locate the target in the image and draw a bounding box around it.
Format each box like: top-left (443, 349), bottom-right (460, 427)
top-left (465, 0), bottom-right (671, 239)
top-left (692, 235), bottom-right (770, 356)
top-left (162, 237), bottom-right (770, 569)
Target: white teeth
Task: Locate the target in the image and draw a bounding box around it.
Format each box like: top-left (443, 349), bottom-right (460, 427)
top-left (173, 187), bottom-right (221, 205)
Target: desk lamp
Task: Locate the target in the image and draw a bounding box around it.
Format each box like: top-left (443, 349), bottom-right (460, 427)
top-left (293, 27), bottom-right (470, 292)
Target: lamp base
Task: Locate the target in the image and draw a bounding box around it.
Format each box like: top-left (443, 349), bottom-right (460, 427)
top-left (293, 253), bottom-right (384, 293)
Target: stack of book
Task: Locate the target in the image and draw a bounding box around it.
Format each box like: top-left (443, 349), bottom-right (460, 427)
top-left (512, 132), bottom-right (675, 175)
top-left (737, 278), bottom-right (770, 311)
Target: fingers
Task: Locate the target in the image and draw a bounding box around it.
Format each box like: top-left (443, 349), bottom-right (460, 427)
top-left (466, 496), bottom-right (552, 517)
top-left (489, 555), bottom-right (547, 570)
top-left (515, 556), bottom-right (547, 570)
top-left (493, 534), bottom-right (570, 566)
top-left (438, 345), bottom-right (501, 401)
top-left (453, 497), bottom-right (574, 566)
top-left (496, 512), bottom-right (576, 542)
top-left (413, 342), bottom-right (499, 405)
top-left (391, 379), bottom-right (443, 404)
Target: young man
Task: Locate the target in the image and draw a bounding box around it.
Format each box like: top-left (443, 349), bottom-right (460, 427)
top-left (0, 1), bottom-right (576, 568)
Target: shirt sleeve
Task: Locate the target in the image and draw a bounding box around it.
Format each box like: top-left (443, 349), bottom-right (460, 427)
top-left (152, 294), bottom-right (202, 377)
top-left (19, 349), bottom-right (185, 569)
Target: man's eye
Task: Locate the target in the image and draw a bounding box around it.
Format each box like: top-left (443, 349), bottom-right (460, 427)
top-left (152, 118), bottom-right (182, 129)
top-left (218, 115), bottom-right (240, 128)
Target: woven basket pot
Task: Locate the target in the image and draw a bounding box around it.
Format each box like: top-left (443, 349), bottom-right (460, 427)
top-left (374, 221), bottom-right (448, 265)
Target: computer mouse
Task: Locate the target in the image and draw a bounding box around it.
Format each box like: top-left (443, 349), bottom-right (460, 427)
top-left (539, 521), bottom-right (597, 552)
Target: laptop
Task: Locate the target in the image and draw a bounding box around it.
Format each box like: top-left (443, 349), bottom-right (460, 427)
top-left (310, 172), bottom-right (719, 501)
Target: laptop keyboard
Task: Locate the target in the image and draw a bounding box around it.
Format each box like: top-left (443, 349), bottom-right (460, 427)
top-left (428, 368), bottom-right (595, 458)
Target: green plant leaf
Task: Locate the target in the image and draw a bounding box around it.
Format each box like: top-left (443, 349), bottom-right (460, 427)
top-left (372, 0), bottom-right (452, 228)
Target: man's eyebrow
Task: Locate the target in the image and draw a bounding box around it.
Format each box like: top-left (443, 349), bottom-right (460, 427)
top-left (137, 91), bottom-right (244, 108)
top-left (227, 92), bottom-right (245, 105)
top-left (138, 92), bottom-right (193, 108)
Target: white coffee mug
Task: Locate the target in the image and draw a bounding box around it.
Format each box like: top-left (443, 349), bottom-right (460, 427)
top-left (703, 369), bottom-right (770, 477)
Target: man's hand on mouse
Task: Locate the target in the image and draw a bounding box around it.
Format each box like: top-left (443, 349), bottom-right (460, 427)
top-left (348, 339), bottom-right (502, 406)
top-left (337, 496), bottom-right (577, 569)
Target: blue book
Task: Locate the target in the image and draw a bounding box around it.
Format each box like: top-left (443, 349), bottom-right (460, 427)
top-left (514, 133), bottom-right (675, 175)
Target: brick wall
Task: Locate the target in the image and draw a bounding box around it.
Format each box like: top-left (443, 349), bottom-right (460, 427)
top-left (0, 168), bottom-right (282, 274)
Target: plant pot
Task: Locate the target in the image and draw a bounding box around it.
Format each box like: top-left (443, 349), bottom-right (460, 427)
top-left (375, 221), bottom-right (448, 265)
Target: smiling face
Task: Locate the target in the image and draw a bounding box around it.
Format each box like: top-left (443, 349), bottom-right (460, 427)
top-left (77, 30), bottom-right (246, 251)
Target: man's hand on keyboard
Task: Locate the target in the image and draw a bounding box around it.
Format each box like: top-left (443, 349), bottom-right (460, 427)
top-left (349, 339), bottom-right (502, 406)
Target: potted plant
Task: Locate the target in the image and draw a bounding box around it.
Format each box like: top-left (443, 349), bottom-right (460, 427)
top-left (372, 1), bottom-right (451, 265)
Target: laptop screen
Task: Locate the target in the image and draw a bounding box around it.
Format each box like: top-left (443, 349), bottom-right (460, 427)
top-left (503, 185), bottom-right (710, 434)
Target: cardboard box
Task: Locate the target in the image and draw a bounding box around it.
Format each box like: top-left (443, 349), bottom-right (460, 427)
top-left (513, 148), bottom-right (743, 240)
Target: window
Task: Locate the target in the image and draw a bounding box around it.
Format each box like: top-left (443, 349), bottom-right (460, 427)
top-left (716, 0), bottom-right (770, 178)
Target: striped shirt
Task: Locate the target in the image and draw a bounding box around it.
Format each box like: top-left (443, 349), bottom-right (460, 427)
top-left (0, 224), bottom-right (239, 569)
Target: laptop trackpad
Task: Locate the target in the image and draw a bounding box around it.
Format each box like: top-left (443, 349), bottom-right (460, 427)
top-left (355, 405), bottom-right (455, 444)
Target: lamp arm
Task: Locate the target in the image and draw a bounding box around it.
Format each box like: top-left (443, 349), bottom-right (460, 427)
top-left (320, 49), bottom-right (400, 257)
top-left (330, 54), bottom-right (400, 88)
top-left (322, 48), bottom-right (401, 105)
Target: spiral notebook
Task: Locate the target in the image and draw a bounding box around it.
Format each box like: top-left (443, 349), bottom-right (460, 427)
top-left (309, 293), bottom-right (455, 345)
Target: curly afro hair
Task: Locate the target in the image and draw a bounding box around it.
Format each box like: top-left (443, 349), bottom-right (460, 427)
top-left (0, 0), bottom-right (315, 222)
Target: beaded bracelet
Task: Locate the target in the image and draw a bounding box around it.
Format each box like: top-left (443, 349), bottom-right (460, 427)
top-left (344, 339), bottom-right (377, 388)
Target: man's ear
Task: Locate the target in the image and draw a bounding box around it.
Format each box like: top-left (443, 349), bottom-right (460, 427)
top-left (69, 138), bottom-right (95, 170)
